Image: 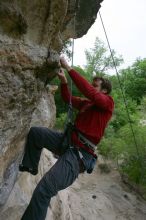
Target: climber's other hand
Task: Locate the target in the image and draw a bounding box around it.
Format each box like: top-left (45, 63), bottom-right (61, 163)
top-left (57, 68), bottom-right (67, 84)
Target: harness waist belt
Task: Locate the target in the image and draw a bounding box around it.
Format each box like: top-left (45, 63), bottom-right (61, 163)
top-left (78, 132), bottom-right (96, 152)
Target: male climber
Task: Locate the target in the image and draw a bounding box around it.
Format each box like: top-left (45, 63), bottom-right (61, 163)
top-left (19, 57), bottom-right (114, 220)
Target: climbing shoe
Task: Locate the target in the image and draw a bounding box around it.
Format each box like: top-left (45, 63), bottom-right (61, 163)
top-left (19, 164), bottom-right (38, 175)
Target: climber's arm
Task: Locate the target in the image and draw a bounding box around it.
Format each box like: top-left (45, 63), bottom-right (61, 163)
top-left (60, 57), bottom-right (113, 111)
top-left (57, 69), bottom-right (83, 110)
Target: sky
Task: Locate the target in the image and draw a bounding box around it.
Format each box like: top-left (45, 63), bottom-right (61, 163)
top-left (73, 0), bottom-right (146, 71)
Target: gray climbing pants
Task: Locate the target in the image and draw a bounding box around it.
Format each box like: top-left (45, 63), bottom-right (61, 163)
top-left (21, 126), bottom-right (80, 220)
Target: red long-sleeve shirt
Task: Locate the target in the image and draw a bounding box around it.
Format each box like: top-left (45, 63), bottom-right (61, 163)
top-left (61, 69), bottom-right (114, 152)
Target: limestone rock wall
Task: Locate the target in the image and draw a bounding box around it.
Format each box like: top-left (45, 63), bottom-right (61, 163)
top-left (0, 0), bottom-right (102, 219)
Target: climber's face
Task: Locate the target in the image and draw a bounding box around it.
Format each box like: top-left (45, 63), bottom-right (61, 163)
top-left (92, 79), bottom-right (102, 92)
top-left (92, 79), bottom-right (107, 94)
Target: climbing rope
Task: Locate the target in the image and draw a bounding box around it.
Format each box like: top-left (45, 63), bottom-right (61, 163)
top-left (69, 0), bottom-right (79, 99)
top-left (68, 36), bottom-right (74, 107)
top-left (65, 1), bottom-right (77, 125)
top-left (66, 37), bottom-right (74, 124)
top-left (61, 2), bottom-right (78, 151)
top-left (98, 10), bottom-right (140, 157)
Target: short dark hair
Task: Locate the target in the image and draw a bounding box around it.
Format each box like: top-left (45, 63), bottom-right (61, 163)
top-left (93, 76), bottom-right (112, 94)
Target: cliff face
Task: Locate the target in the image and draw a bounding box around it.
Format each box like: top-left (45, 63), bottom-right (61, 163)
top-left (0, 0), bottom-right (102, 219)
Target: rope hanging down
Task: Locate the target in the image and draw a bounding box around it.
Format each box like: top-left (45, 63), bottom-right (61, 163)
top-left (98, 10), bottom-right (140, 157)
top-left (67, 0), bottom-right (80, 123)
top-left (66, 37), bottom-right (74, 124)
top-left (66, 7), bottom-right (76, 124)
top-left (69, 37), bottom-right (74, 107)
top-left (62, 6), bottom-right (77, 150)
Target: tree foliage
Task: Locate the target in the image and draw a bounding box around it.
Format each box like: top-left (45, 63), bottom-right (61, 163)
top-left (85, 37), bottom-right (123, 76)
top-left (120, 58), bottom-right (146, 104)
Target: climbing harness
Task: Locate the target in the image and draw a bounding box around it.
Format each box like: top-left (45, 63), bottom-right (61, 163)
top-left (78, 132), bottom-right (96, 152)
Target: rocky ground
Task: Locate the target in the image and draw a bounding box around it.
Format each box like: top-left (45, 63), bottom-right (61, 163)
top-left (49, 161), bottom-right (146, 220)
top-left (1, 153), bottom-right (146, 220)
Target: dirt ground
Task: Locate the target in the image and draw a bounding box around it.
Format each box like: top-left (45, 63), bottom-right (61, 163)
top-left (67, 162), bottom-right (146, 220)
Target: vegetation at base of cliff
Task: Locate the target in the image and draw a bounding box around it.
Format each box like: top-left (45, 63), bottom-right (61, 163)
top-left (51, 37), bottom-right (146, 197)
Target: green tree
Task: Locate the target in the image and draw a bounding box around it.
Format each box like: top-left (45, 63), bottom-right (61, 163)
top-left (85, 37), bottom-right (123, 76)
top-left (120, 58), bottom-right (146, 104)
